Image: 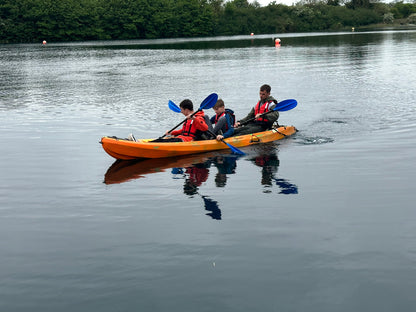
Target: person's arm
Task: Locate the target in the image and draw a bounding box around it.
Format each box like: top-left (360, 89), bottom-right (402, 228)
top-left (194, 115), bottom-right (208, 131)
top-left (212, 116), bottom-right (226, 135)
top-left (170, 129), bottom-right (182, 136)
top-left (169, 121), bottom-right (187, 136)
top-left (264, 104), bottom-right (279, 124)
top-left (236, 107), bottom-right (255, 125)
top-left (222, 114), bottom-right (234, 138)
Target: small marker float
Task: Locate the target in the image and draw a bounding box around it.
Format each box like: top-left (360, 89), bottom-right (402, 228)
top-left (274, 38), bottom-right (281, 47)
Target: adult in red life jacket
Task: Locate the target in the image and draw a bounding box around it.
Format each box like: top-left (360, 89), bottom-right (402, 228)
top-left (233, 84), bottom-right (279, 136)
top-left (210, 99), bottom-right (235, 141)
top-left (154, 99), bottom-right (209, 142)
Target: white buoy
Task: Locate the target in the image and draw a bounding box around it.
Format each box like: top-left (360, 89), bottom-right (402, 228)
top-left (42, 40), bottom-right (47, 45)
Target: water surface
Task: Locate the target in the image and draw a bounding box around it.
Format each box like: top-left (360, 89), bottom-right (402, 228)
top-left (1, 31), bottom-right (416, 311)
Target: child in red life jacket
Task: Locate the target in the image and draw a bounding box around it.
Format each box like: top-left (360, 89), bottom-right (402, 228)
top-left (154, 99), bottom-right (209, 142)
top-left (210, 99), bottom-right (235, 141)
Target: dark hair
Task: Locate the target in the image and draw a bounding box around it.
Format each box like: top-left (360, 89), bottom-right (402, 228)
top-left (213, 99), bottom-right (224, 109)
top-left (260, 84), bottom-right (271, 93)
top-left (179, 99), bottom-right (193, 111)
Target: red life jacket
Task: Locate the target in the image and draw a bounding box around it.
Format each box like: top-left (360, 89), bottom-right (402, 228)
top-left (214, 112), bottom-right (229, 131)
top-left (254, 101), bottom-right (273, 123)
top-left (186, 167), bottom-right (209, 186)
top-left (214, 112), bottom-right (225, 124)
top-left (181, 111), bottom-right (205, 139)
top-left (181, 120), bottom-right (198, 138)
top-left (214, 109), bottom-right (235, 131)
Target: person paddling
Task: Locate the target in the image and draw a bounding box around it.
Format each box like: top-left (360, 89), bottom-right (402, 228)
top-left (210, 99), bottom-right (235, 141)
top-left (234, 84), bottom-right (279, 136)
top-left (152, 99), bottom-right (209, 142)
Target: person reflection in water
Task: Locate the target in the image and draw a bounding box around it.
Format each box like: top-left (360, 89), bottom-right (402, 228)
top-left (251, 153), bottom-right (298, 194)
top-left (212, 155), bottom-right (238, 187)
top-left (182, 163), bottom-right (209, 195)
top-left (172, 162), bottom-right (222, 220)
top-left (253, 154), bottom-right (280, 186)
top-left (171, 155), bottom-right (239, 220)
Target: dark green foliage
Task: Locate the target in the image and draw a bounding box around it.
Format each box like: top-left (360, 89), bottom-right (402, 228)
top-left (1, 0), bottom-right (415, 43)
top-left (390, 1), bottom-right (416, 19)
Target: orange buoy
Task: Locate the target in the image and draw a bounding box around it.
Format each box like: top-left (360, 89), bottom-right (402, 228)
top-left (274, 38), bottom-right (281, 47)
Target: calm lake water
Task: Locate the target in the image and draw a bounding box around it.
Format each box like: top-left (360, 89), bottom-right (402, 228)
top-left (1, 30), bottom-right (416, 311)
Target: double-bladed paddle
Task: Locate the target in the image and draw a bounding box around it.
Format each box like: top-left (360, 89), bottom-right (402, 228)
top-left (168, 100), bottom-right (181, 113)
top-left (239, 99), bottom-right (297, 126)
top-left (168, 98), bottom-right (245, 155)
top-left (160, 93), bottom-right (218, 139)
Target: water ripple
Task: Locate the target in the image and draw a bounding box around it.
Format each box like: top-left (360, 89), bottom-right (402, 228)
top-left (293, 135), bottom-right (335, 145)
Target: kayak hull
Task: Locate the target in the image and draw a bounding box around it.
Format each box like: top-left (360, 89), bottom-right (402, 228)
top-left (100, 125), bottom-right (296, 160)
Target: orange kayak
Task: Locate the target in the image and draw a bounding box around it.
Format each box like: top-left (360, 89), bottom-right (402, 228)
top-left (100, 125), bottom-right (297, 160)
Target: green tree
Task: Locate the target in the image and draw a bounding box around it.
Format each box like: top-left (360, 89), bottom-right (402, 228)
top-left (390, 2), bottom-right (416, 19)
top-left (0, 0), bottom-right (406, 44)
top-left (346, 0), bottom-right (371, 9)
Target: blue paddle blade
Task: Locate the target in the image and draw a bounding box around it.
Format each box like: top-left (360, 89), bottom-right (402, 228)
top-left (275, 99), bottom-right (297, 112)
top-left (223, 140), bottom-right (245, 155)
top-left (199, 93), bottom-right (218, 110)
top-left (168, 100), bottom-right (181, 113)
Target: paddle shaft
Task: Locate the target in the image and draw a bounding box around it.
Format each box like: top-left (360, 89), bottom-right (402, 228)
top-left (160, 109), bottom-right (201, 139)
top-left (239, 108), bottom-right (276, 126)
top-left (238, 99), bottom-right (297, 127)
top-left (206, 130), bottom-right (245, 155)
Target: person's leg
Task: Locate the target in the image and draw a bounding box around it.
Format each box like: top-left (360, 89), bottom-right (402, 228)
top-left (233, 123), bottom-right (263, 136)
top-left (150, 137), bottom-right (183, 142)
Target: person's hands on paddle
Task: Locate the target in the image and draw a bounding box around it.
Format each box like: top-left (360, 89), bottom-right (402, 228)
top-left (254, 113), bottom-right (263, 119)
top-left (216, 134), bottom-right (224, 141)
top-left (237, 99), bottom-right (298, 127)
top-left (235, 113), bottom-right (262, 127)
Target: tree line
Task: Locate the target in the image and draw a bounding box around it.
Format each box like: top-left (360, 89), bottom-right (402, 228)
top-left (1, 0), bottom-right (415, 43)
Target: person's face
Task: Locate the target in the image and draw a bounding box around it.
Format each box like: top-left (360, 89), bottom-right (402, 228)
top-left (259, 89), bottom-right (270, 101)
top-left (181, 108), bottom-right (191, 116)
top-left (214, 106), bottom-right (225, 115)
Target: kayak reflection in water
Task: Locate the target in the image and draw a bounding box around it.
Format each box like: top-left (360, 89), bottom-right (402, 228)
top-left (250, 153), bottom-right (298, 194)
top-left (103, 149), bottom-right (296, 219)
